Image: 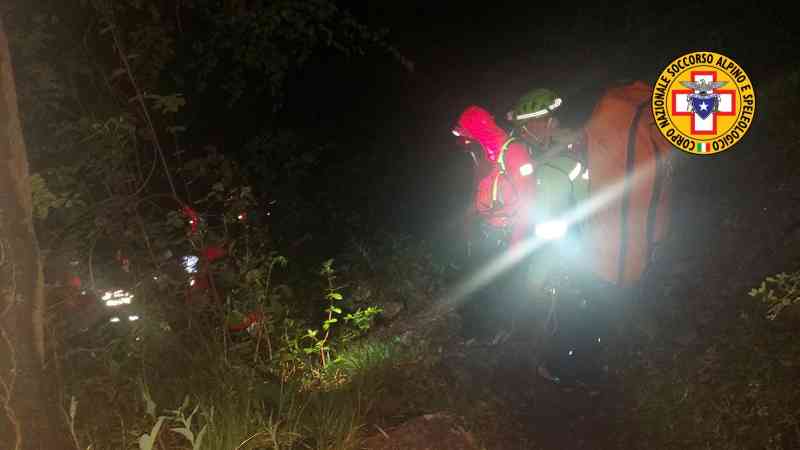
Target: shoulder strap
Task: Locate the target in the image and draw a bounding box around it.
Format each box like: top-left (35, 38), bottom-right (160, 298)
top-left (496, 138), bottom-right (517, 174)
top-left (491, 138), bottom-right (521, 209)
top-left (617, 99), bottom-right (650, 286)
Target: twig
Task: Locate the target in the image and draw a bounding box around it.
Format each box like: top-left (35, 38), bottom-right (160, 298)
top-left (130, 144), bottom-right (158, 197)
top-left (235, 431), bottom-right (267, 450)
top-left (373, 424), bottom-right (390, 439)
top-left (254, 258), bottom-right (279, 363)
top-left (170, 131), bottom-right (192, 204)
top-left (107, 14), bottom-right (181, 203)
top-left (87, 232), bottom-right (99, 290)
top-left (61, 398), bottom-right (82, 450)
top-left (134, 208), bottom-right (158, 269)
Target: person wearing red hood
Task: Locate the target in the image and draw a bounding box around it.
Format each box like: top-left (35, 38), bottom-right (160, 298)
top-left (454, 105), bottom-right (537, 251)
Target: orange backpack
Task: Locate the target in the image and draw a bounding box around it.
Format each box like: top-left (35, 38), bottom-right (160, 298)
top-left (583, 81), bottom-right (675, 287)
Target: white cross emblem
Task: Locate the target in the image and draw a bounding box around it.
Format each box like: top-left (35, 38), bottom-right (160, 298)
top-left (672, 71), bottom-right (735, 135)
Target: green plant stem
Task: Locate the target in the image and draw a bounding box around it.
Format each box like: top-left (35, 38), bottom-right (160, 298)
top-left (254, 257), bottom-right (280, 364)
top-left (319, 272), bottom-right (337, 367)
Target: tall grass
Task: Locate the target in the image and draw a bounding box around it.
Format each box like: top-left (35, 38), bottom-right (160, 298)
top-left (66, 329), bottom-right (409, 450)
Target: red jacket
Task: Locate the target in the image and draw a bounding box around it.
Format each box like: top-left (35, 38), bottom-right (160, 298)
top-left (457, 106), bottom-right (536, 246)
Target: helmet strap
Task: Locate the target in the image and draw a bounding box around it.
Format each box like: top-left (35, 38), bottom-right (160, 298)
top-left (468, 151), bottom-right (479, 169)
top-left (521, 117), bottom-right (557, 149)
top-left (522, 124), bottom-right (546, 147)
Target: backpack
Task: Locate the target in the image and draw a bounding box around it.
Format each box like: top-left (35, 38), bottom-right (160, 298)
top-left (583, 81), bottom-right (675, 287)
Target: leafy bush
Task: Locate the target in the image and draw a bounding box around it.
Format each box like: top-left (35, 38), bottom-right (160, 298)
top-left (749, 271), bottom-right (800, 321)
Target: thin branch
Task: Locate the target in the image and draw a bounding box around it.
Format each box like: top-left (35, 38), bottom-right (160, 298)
top-left (107, 16), bottom-right (181, 203)
top-left (87, 232), bottom-right (99, 290)
top-left (131, 146), bottom-right (158, 197)
top-left (134, 208), bottom-right (158, 270)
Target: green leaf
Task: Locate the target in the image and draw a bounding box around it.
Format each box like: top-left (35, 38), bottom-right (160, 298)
top-left (138, 416), bottom-right (165, 450)
top-left (327, 292), bottom-right (343, 301)
top-left (194, 424), bottom-right (207, 450)
top-left (139, 380), bottom-right (157, 418)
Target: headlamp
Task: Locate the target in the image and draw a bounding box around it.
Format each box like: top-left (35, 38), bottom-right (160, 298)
top-left (535, 220), bottom-right (568, 240)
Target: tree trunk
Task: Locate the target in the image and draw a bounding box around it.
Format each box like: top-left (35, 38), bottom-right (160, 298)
top-left (0, 17), bottom-right (68, 450)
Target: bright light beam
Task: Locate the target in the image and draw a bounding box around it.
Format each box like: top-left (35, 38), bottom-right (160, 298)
top-left (433, 158), bottom-right (657, 313)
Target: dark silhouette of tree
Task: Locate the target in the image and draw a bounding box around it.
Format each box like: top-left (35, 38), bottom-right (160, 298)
top-left (0, 16), bottom-right (68, 450)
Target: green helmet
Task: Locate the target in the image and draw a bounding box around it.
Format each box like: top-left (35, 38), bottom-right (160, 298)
top-left (508, 89), bottom-right (562, 123)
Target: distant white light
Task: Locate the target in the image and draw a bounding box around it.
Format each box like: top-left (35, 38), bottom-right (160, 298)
top-left (582, 169), bottom-right (590, 180)
top-left (189, 278), bottom-right (196, 287)
top-left (105, 298), bottom-right (131, 307)
top-left (109, 317), bottom-right (121, 323)
top-left (103, 289), bottom-right (134, 307)
top-left (519, 163), bottom-right (534, 176)
top-left (237, 213), bottom-right (245, 220)
top-left (128, 315), bottom-right (139, 321)
top-left (568, 349), bottom-right (574, 356)
top-left (182, 255), bottom-right (199, 273)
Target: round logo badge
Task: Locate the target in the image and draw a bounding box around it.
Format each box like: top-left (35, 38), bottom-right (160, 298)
top-left (651, 51), bottom-right (755, 155)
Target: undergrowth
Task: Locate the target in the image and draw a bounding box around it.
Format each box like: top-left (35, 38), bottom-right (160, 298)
top-left (623, 296), bottom-right (800, 450)
top-left (57, 235), bottom-right (448, 450)
top-left (64, 331), bottom-right (417, 450)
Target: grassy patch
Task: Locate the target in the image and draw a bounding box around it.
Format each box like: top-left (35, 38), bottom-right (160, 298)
top-left (622, 299), bottom-right (800, 449)
top-left (64, 332), bottom-right (427, 450)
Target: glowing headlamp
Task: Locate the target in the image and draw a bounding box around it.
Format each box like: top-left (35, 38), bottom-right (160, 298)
top-left (535, 220), bottom-right (568, 240)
